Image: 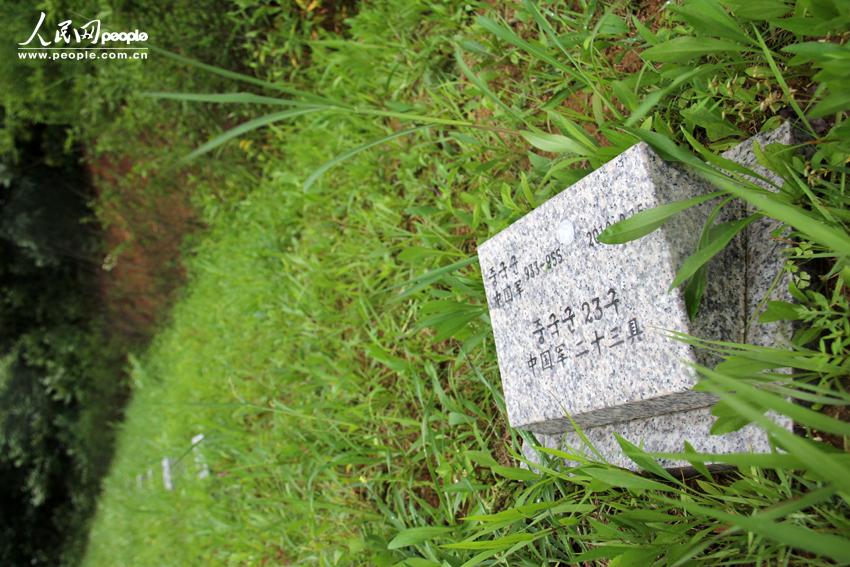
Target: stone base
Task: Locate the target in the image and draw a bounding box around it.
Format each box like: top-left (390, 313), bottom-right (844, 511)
top-left (521, 405), bottom-right (792, 470)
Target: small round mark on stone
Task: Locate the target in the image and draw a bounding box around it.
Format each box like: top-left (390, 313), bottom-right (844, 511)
top-left (557, 218), bottom-right (575, 246)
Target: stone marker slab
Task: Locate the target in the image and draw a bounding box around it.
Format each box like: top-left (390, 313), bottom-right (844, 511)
top-left (521, 407), bottom-right (792, 470)
top-left (478, 125), bottom-right (797, 434)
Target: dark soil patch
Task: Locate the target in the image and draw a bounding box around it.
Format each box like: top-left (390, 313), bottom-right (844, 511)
top-left (87, 152), bottom-right (200, 345)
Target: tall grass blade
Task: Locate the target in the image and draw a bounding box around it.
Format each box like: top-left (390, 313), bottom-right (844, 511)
top-left (303, 125), bottom-right (431, 192)
top-left (598, 192), bottom-right (722, 244)
top-left (143, 91), bottom-right (324, 108)
top-left (149, 46), bottom-right (335, 104)
top-left (182, 108), bottom-right (322, 163)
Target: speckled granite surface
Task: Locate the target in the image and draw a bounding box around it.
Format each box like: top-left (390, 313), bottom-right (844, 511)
top-left (479, 125), bottom-right (797, 434)
top-left (719, 122), bottom-right (798, 348)
top-left (521, 407), bottom-right (792, 470)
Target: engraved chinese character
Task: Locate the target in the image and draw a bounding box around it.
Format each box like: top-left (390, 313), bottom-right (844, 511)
top-left (575, 339), bottom-right (589, 358)
top-left (527, 353), bottom-right (538, 372)
top-left (604, 287), bottom-right (620, 315)
top-left (546, 313), bottom-right (560, 338)
top-left (561, 306), bottom-right (575, 333)
top-left (514, 280), bottom-right (523, 298)
top-left (608, 326), bottom-right (624, 348)
top-left (591, 329), bottom-right (604, 355)
top-left (555, 343), bottom-right (568, 365)
top-left (503, 286), bottom-right (513, 304)
top-left (540, 349), bottom-right (553, 370)
top-left (532, 319), bottom-right (545, 344)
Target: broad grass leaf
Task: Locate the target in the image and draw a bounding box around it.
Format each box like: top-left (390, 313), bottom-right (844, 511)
top-left (490, 465), bottom-right (540, 481)
top-left (400, 559), bottom-right (441, 567)
top-left (669, 1), bottom-right (754, 45)
top-left (810, 90), bottom-right (850, 118)
top-left (632, 15), bottom-right (657, 44)
top-left (683, 264), bottom-right (708, 320)
top-left (721, 0), bottom-right (792, 20)
top-left (709, 399), bottom-right (751, 434)
top-left (535, 445), bottom-right (593, 465)
top-left (387, 527), bottom-right (453, 550)
top-left (611, 80), bottom-right (639, 112)
top-left (681, 196), bottom-right (730, 320)
top-left (596, 12), bottom-right (629, 35)
top-left (573, 545), bottom-right (635, 562)
top-left (643, 37), bottom-right (751, 63)
top-left (598, 192), bottom-right (722, 244)
top-left (448, 412), bottom-right (474, 426)
top-left (459, 550), bottom-right (501, 567)
top-left (463, 500), bottom-right (583, 522)
top-left (759, 300), bottom-right (802, 322)
top-left (681, 105), bottom-right (745, 141)
top-left (548, 502), bottom-right (596, 515)
top-left (709, 414), bottom-right (751, 435)
top-left (521, 131), bottom-right (591, 156)
top-left (546, 111), bottom-right (598, 153)
top-left (691, 342), bottom-right (843, 375)
top-left (670, 214), bottom-right (759, 290)
top-left (771, 15), bottom-right (850, 35)
top-left (442, 531), bottom-right (545, 550)
top-left (614, 434), bottom-right (679, 482)
top-left (465, 450), bottom-right (499, 468)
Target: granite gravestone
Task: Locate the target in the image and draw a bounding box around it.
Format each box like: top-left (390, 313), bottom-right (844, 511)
top-left (479, 124), bottom-right (795, 458)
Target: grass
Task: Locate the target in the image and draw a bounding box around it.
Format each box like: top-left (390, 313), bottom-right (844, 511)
top-left (80, 0), bottom-right (850, 565)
